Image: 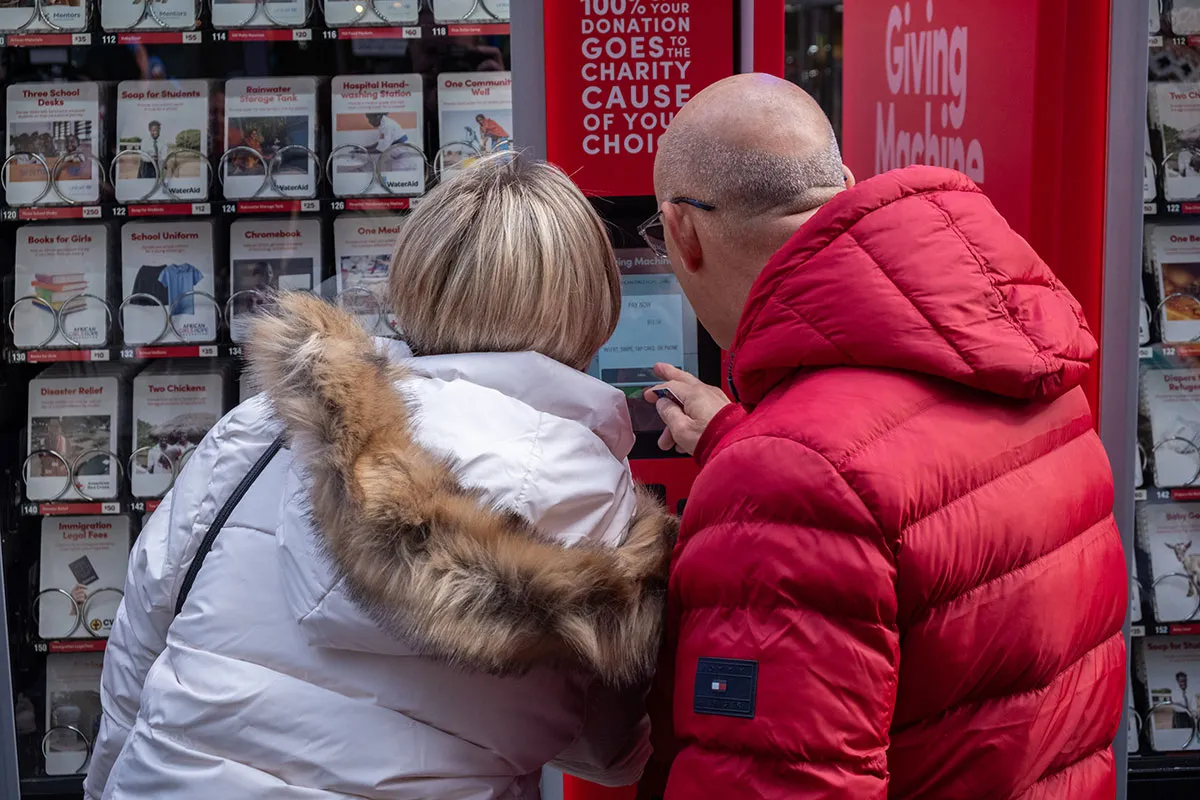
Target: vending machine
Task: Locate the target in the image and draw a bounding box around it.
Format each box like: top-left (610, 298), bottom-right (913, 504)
top-left (839, 0), bottom-right (1183, 798)
top-left (0, 1), bottom-right (785, 797)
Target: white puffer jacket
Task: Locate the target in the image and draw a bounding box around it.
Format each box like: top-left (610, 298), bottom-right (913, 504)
top-left (84, 295), bottom-right (675, 799)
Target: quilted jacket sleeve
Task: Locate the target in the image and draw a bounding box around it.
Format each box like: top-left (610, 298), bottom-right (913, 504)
top-left (83, 421), bottom-right (229, 799)
top-left (661, 434), bottom-right (901, 799)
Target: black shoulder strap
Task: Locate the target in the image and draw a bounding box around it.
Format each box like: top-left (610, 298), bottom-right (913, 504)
top-left (174, 434), bottom-right (286, 617)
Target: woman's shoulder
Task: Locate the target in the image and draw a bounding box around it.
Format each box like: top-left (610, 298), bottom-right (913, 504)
top-left (402, 376), bottom-right (637, 548)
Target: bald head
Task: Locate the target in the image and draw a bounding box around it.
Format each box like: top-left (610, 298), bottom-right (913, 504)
top-left (655, 74), bottom-right (845, 219)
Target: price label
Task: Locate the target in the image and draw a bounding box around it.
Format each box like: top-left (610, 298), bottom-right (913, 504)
top-left (183, 30), bottom-right (201, 43)
top-left (293, 28), bottom-right (312, 41)
top-left (1150, 35), bottom-right (1164, 47)
top-left (82, 206), bottom-right (102, 219)
top-left (1138, 347), bottom-right (1153, 360)
top-left (90, 349), bottom-right (110, 361)
top-left (199, 345), bottom-right (218, 357)
top-left (300, 199), bottom-right (320, 212)
top-left (402, 26), bottom-right (421, 38)
top-left (192, 203), bottom-right (211, 215)
top-left (1134, 489), bottom-right (1147, 502)
top-left (101, 502), bottom-right (120, 514)
top-left (72, 33), bottom-right (91, 45)
top-left (1131, 625), bottom-right (1145, 638)
top-left (1144, 202), bottom-right (1156, 216)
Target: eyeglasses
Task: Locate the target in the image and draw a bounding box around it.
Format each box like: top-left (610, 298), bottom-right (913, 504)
top-left (638, 197), bottom-right (717, 258)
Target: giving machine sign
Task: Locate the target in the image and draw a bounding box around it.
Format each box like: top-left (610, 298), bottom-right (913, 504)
top-left (544, 0), bottom-right (735, 197)
top-left (843, 0), bottom-right (1040, 234)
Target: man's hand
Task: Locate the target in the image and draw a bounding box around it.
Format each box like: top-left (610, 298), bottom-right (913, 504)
top-left (642, 363), bottom-right (731, 455)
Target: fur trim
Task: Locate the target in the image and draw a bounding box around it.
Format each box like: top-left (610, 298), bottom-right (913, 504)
top-left (246, 293), bottom-right (677, 686)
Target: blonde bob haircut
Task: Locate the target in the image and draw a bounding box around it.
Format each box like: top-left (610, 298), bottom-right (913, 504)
top-left (388, 153), bottom-right (621, 371)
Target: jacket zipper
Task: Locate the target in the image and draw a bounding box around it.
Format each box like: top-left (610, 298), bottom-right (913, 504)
top-left (727, 354), bottom-right (741, 404)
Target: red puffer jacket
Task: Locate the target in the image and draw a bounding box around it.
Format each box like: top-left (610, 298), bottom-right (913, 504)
top-left (649, 167), bottom-right (1126, 799)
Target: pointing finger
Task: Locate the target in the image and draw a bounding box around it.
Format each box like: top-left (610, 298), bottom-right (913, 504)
top-left (653, 363), bottom-right (699, 384)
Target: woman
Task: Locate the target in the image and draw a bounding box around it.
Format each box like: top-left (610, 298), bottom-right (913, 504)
top-left (85, 154), bottom-right (675, 799)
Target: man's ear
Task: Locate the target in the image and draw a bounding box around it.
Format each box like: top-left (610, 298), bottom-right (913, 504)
top-left (662, 203), bottom-right (704, 275)
top-left (843, 163), bottom-right (856, 189)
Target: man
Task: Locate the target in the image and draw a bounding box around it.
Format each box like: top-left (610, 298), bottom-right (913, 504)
top-left (138, 120), bottom-right (162, 179)
top-left (1174, 671), bottom-right (1194, 728)
top-left (637, 74), bottom-right (1126, 799)
top-left (475, 113), bottom-right (509, 150)
top-left (365, 112), bottom-right (407, 153)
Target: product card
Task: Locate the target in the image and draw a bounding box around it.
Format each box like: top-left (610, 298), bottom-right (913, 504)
top-left (13, 223), bottom-right (109, 349)
top-left (223, 78), bottom-right (318, 200)
top-left (1176, 0), bottom-right (1200, 35)
top-left (324, 0), bottom-right (418, 25)
top-left (5, 83), bottom-right (101, 206)
top-left (115, 81), bottom-right (209, 203)
top-left (331, 75), bottom-right (424, 197)
top-left (1147, 122), bottom-right (1159, 204)
top-left (0, 0), bottom-right (86, 32)
top-left (1152, 83), bottom-right (1200, 202)
top-left (1139, 502), bottom-right (1200, 622)
top-left (1146, 224), bottom-right (1200, 343)
top-left (228, 217), bottom-right (322, 341)
top-left (437, 72), bottom-right (512, 171)
top-left (38, 516), bottom-right (131, 639)
top-left (121, 221), bottom-right (217, 345)
top-left (211, 0), bottom-right (305, 28)
top-left (27, 367), bottom-right (123, 502)
top-left (132, 364), bottom-right (226, 497)
top-left (1129, 671), bottom-right (1141, 753)
top-left (433, 0), bottom-right (508, 23)
top-left (1140, 635), bottom-right (1200, 751)
top-left (1141, 279), bottom-right (1152, 347)
top-left (333, 214), bottom-right (402, 333)
top-left (101, 0), bottom-right (196, 30)
top-left (1143, 366), bottom-right (1200, 487)
top-left (44, 652), bottom-right (104, 775)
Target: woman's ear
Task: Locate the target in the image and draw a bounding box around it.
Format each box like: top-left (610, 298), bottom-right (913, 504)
top-left (662, 203), bottom-right (704, 275)
top-left (843, 163), bottom-right (856, 189)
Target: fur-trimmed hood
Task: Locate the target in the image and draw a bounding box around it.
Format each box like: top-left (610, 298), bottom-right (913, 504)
top-left (247, 293), bottom-right (677, 686)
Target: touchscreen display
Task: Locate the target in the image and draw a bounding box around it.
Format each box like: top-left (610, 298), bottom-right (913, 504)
top-left (588, 247), bottom-right (700, 433)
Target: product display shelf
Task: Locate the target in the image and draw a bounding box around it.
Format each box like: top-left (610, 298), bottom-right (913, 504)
top-left (0, 194), bottom-right (421, 223)
top-left (0, 7), bottom-right (517, 790)
top-left (0, 20), bottom-right (510, 50)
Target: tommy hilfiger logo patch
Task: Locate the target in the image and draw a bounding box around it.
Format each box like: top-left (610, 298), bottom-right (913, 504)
top-left (694, 657), bottom-right (757, 719)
